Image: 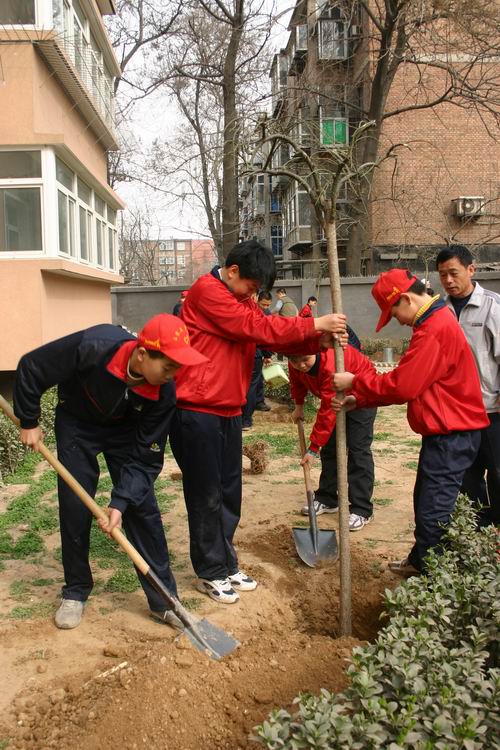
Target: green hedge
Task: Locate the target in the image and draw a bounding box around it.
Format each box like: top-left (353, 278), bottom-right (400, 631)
top-left (254, 496), bottom-right (499, 749)
top-left (0, 389), bottom-right (57, 479)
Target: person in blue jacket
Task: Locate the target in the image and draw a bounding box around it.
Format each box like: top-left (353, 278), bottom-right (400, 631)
top-left (13, 314), bottom-right (206, 630)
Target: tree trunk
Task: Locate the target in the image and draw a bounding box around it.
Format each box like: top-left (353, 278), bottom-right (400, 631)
top-left (222, 1), bottom-right (244, 259)
top-left (325, 220), bottom-right (351, 636)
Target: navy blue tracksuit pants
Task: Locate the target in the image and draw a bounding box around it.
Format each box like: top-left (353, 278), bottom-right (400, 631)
top-left (242, 354), bottom-right (264, 427)
top-left (169, 409), bottom-right (242, 580)
top-left (55, 408), bottom-right (177, 609)
top-left (408, 429), bottom-right (481, 572)
top-left (315, 407), bottom-right (377, 519)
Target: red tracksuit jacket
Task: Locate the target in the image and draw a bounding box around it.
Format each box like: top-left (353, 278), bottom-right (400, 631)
top-left (289, 347), bottom-right (376, 453)
top-left (353, 304), bottom-right (488, 435)
top-left (176, 269), bottom-right (316, 416)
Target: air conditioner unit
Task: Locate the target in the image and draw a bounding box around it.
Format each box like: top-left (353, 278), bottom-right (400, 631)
top-left (452, 196), bottom-right (485, 218)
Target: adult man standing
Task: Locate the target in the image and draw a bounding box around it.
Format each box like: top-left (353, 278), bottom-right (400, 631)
top-left (436, 245), bottom-right (500, 525)
top-left (273, 288), bottom-right (298, 317)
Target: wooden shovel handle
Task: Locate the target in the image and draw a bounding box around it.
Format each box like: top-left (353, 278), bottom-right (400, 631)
top-left (0, 395), bottom-right (150, 576)
top-left (296, 419), bottom-right (314, 494)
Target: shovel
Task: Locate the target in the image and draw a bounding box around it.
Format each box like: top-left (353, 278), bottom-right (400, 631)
top-left (292, 420), bottom-right (338, 568)
top-left (0, 395), bottom-right (238, 660)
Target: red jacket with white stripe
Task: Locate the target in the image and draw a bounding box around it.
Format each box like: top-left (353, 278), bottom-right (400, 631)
top-left (175, 269), bottom-right (316, 416)
top-left (352, 303), bottom-right (488, 435)
top-left (289, 347), bottom-right (376, 453)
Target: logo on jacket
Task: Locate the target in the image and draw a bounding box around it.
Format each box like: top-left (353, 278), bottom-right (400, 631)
top-left (149, 442), bottom-right (161, 452)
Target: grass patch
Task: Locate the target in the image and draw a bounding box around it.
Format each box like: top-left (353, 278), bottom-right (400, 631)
top-left (244, 431), bottom-right (298, 457)
top-left (291, 519), bottom-right (309, 528)
top-left (104, 568), bottom-right (140, 593)
top-left (181, 596), bottom-right (203, 611)
top-left (374, 447), bottom-right (397, 456)
top-left (12, 530), bottom-right (45, 559)
top-left (3, 451), bottom-right (41, 484)
top-left (403, 460), bottom-right (419, 471)
top-left (32, 577), bottom-right (55, 587)
top-left (404, 439), bottom-right (421, 448)
top-left (9, 580), bottom-right (32, 600)
top-left (373, 432), bottom-right (392, 441)
top-left (373, 497), bottom-right (394, 507)
top-left (8, 602), bottom-right (52, 620)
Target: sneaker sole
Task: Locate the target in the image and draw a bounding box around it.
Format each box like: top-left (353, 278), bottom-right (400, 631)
top-left (301, 506), bottom-right (339, 516)
top-left (229, 580), bottom-right (258, 592)
top-left (196, 581), bottom-right (240, 604)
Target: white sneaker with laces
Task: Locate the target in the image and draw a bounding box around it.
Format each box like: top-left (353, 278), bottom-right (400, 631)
top-left (348, 513), bottom-right (373, 532)
top-left (54, 599), bottom-right (84, 629)
top-left (196, 577), bottom-right (240, 604)
top-left (228, 570), bottom-right (258, 591)
top-left (301, 499), bottom-right (339, 516)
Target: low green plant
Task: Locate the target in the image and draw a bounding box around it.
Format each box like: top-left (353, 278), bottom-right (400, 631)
top-left (103, 568), bottom-right (140, 593)
top-left (0, 389), bottom-right (57, 479)
top-left (403, 460), bottom-right (419, 471)
top-left (254, 496), bottom-right (499, 749)
top-left (373, 497), bottom-right (394, 507)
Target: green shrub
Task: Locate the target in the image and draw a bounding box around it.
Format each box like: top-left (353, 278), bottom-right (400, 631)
top-left (0, 388), bottom-right (57, 479)
top-left (254, 496), bottom-right (499, 749)
top-left (361, 338), bottom-right (411, 356)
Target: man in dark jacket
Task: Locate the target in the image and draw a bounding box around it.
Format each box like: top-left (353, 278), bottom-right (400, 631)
top-left (14, 314), bottom-right (207, 630)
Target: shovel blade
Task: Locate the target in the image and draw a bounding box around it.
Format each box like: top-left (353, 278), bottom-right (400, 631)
top-left (180, 617), bottom-right (240, 660)
top-left (292, 527), bottom-right (339, 568)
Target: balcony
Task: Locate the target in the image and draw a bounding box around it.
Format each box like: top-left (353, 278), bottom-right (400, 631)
top-left (288, 24), bottom-right (308, 76)
top-left (270, 52), bottom-right (289, 117)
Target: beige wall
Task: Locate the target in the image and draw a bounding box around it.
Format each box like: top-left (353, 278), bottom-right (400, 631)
top-left (0, 260), bottom-right (115, 370)
top-left (0, 42), bottom-right (108, 182)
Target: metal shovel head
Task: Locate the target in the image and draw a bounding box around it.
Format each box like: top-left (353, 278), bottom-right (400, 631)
top-left (180, 617), bottom-right (240, 660)
top-left (292, 527), bottom-right (339, 568)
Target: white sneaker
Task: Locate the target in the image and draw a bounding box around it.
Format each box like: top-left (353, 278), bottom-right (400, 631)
top-left (301, 499), bottom-right (339, 516)
top-left (196, 577), bottom-right (240, 604)
top-left (349, 513), bottom-right (373, 532)
top-left (54, 599), bottom-right (84, 629)
top-left (228, 570), bottom-right (258, 591)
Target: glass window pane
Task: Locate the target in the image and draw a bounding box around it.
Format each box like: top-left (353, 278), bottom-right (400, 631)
top-left (108, 227), bottom-right (115, 269)
top-left (298, 192), bottom-right (310, 225)
top-left (0, 0), bottom-right (35, 24)
top-left (107, 206), bottom-right (116, 225)
top-left (95, 195), bottom-right (105, 216)
top-left (334, 119), bottom-right (348, 144)
top-left (0, 151), bottom-right (41, 178)
top-left (73, 0), bottom-right (86, 28)
top-left (58, 190), bottom-right (68, 254)
top-left (56, 157), bottom-right (74, 190)
top-left (77, 178), bottom-right (91, 205)
top-left (96, 220), bottom-right (103, 265)
top-left (68, 199), bottom-right (75, 256)
top-left (87, 211), bottom-right (93, 261)
top-left (0, 188), bottom-right (42, 252)
top-left (79, 206), bottom-right (88, 260)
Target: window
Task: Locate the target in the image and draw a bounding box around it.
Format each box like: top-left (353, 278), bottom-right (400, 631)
top-left (56, 157), bottom-right (74, 191)
top-left (160, 240), bottom-right (174, 251)
top-left (0, 188), bottom-right (42, 252)
top-left (95, 195), bottom-right (106, 217)
top-left (58, 190), bottom-right (76, 256)
top-left (107, 207), bottom-right (116, 225)
top-left (0, 151), bottom-right (41, 179)
top-left (298, 191), bottom-right (310, 226)
top-left (317, 19), bottom-right (347, 59)
top-left (79, 206), bottom-right (88, 260)
top-left (108, 227), bottom-right (115, 269)
top-left (321, 115), bottom-right (348, 145)
top-left (165, 255), bottom-right (175, 265)
top-left (271, 225), bottom-right (283, 257)
top-left (0, 0), bottom-right (35, 24)
top-left (96, 219), bottom-right (104, 265)
top-left (253, 175), bottom-right (265, 215)
top-left (269, 177), bottom-right (281, 212)
top-left (176, 241), bottom-right (185, 251)
top-left (77, 178), bottom-right (91, 205)
top-left (177, 255), bottom-right (185, 267)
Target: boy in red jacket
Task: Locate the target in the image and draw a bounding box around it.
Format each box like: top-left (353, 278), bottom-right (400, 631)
top-left (288, 343), bottom-right (377, 531)
top-left (170, 240), bottom-right (346, 603)
top-left (333, 269), bottom-right (488, 576)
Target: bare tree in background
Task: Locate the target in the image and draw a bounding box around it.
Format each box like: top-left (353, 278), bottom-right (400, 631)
top-left (119, 208), bottom-right (162, 285)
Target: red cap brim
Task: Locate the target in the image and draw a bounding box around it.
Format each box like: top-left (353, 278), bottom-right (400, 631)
top-left (162, 347), bottom-right (208, 367)
top-left (375, 307), bottom-right (392, 332)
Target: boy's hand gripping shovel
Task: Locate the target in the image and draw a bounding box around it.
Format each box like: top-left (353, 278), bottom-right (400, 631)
top-left (0, 395), bottom-right (238, 660)
top-left (292, 420), bottom-right (338, 568)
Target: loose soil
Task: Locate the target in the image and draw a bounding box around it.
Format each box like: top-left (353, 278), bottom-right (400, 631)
top-left (0, 404), bottom-right (417, 750)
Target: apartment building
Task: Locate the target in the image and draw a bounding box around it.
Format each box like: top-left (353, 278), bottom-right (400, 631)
top-left (121, 237), bottom-right (216, 286)
top-left (240, 0), bottom-right (500, 277)
top-left (0, 0), bottom-right (124, 374)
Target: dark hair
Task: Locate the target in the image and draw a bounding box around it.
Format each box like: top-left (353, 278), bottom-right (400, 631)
top-left (307, 296), bottom-right (318, 303)
top-left (435, 244), bottom-right (474, 269)
top-left (143, 349), bottom-right (167, 359)
top-left (225, 240), bottom-right (276, 291)
top-left (258, 290), bottom-right (272, 302)
top-left (393, 271), bottom-right (426, 304)
top-left (276, 287), bottom-right (287, 294)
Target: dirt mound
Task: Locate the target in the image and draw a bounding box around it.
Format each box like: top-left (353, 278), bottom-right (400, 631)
top-left (3, 533), bottom-right (389, 750)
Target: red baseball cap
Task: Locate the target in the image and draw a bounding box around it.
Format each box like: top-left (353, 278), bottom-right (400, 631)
top-left (372, 269), bottom-right (418, 332)
top-left (137, 314), bottom-right (207, 366)
top-left (180, 290), bottom-right (189, 299)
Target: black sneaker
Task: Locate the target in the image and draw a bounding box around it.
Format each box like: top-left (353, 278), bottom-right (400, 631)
top-left (255, 402), bottom-right (271, 412)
